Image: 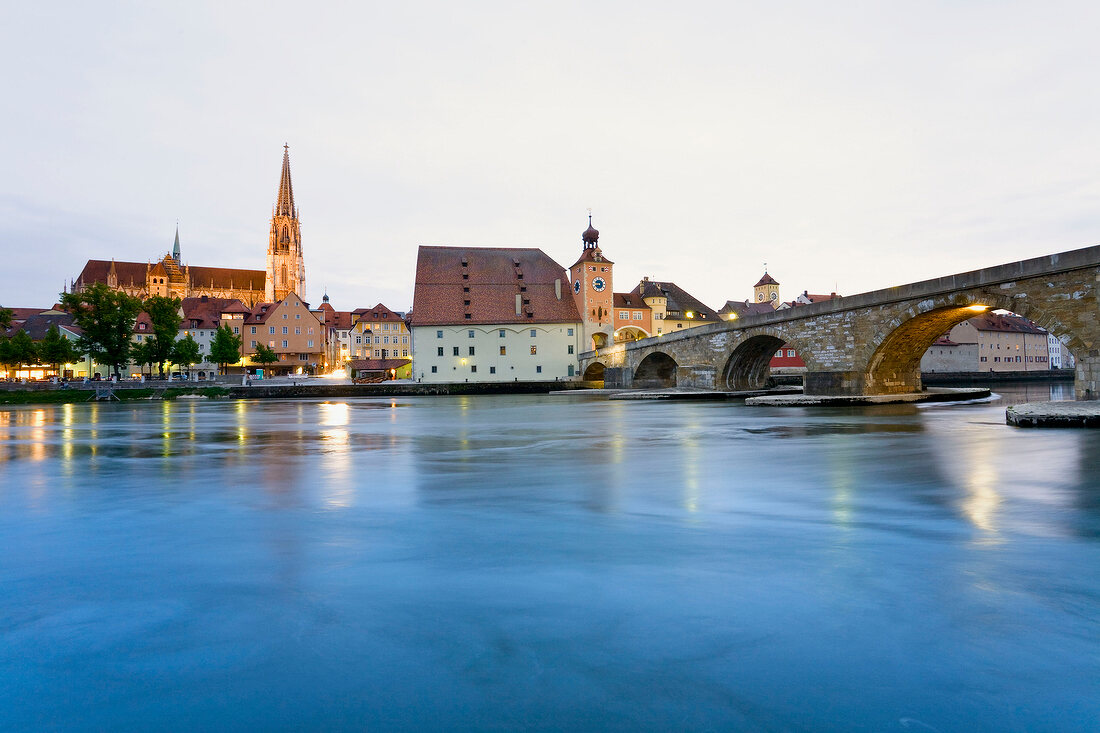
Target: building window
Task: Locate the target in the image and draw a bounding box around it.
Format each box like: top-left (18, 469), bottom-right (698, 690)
top-left (980, 356), bottom-right (987, 362)
top-left (431, 365), bottom-right (437, 373)
top-left (469, 346), bottom-right (475, 356)
top-left (283, 314), bottom-right (288, 319)
top-left (402, 336), bottom-right (408, 344)
top-left (500, 346), bottom-right (506, 356)
top-left (383, 336), bottom-right (389, 344)
top-left (402, 350), bottom-right (408, 357)
top-left (529, 329), bottom-right (536, 337)
top-left (530, 346), bottom-right (537, 355)
top-left (471, 365), bottom-right (477, 373)
top-left (269, 326), bottom-right (275, 334)
top-left (251, 326), bottom-right (256, 334)
top-left (375, 336), bottom-right (380, 344)
top-left (295, 327), bottom-right (300, 335)
top-left (282, 340), bottom-right (288, 348)
top-left (568, 365), bottom-right (575, 376)
top-left (453, 347), bottom-right (460, 356)
top-left (468, 330), bottom-right (475, 338)
top-left (436, 330), bottom-right (443, 338)
top-left (536, 365), bottom-right (542, 373)
top-left (356, 336), bottom-right (362, 344)
top-left (233, 327), bottom-right (239, 334)
top-left (787, 349), bottom-right (795, 357)
top-left (437, 347), bottom-right (444, 357)
top-left (568, 345), bottom-right (574, 354)
top-left (307, 340), bottom-right (314, 347)
top-left (464, 314), bottom-right (471, 319)
top-left (677, 323), bottom-right (683, 328)
top-left (619, 311), bottom-right (629, 320)
top-left (489, 366), bottom-right (496, 374)
top-left (282, 326), bottom-right (288, 334)
top-left (308, 328), bottom-right (313, 335)
top-left (567, 328), bottom-right (574, 336)
top-left (251, 340), bottom-right (257, 347)
top-left (375, 349), bottom-right (380, 357)
top-left (499, 329), bottom-right (506, 338)
top-left (633, 312), bottom-right (642, 320)
top-left (776, 350), bottom-right (783, 358)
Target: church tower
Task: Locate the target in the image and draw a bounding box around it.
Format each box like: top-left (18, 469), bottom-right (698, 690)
top-left (569, 213), bottom-right (615, 350)
top-left (266, 144), bottom-right (306, 302)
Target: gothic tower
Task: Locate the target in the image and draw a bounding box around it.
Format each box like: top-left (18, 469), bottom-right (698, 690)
top-left (266, 144), bottom-right (306, 302)
top-left (569, 214), bottom-right (615, 350)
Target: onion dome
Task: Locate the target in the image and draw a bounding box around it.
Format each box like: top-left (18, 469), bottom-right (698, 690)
top-left (582, 214), bottom-right (599, 247)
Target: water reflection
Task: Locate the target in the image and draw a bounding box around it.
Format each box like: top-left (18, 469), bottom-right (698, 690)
top-left (1, 386), bottom-right (1099, 731)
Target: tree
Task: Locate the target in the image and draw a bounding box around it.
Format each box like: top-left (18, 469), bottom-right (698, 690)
top-left (130, 339), bottom-right (155, 378)
top-left (7, 330), bottom-right (38, 377)
top-left (144, 295), bottom-right (182, 378)
top-left (0, 307), bottom-right (11, 331)
top-left (171, 333), bottom-right (203, 379)
top-left (60, 283), bottom-right (142, 379)
top-left (209, 325), bottom-right (243, 375)
top-left (252, 343), bottom-right (279, 373)
top-left (38, 325), bottom-right (83, 376)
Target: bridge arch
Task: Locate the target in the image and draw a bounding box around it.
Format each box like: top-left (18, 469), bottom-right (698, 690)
top-left (582, 361), bottom-right (606, 384)
top-left (634, 351), bottom-right (678, 389)
top-left (862, 293), bottom-right (1077, 395)
top-left (720, 333), bottom-right (796, 390)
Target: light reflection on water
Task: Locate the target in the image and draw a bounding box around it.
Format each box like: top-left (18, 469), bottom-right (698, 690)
top-left (0, 381), bottom-right (1098, 731)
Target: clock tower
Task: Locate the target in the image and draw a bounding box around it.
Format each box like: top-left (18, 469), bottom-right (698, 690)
top-left (754, 270), bottom-right (780, 310)
top-left (569, 214), bottom-right (615, 350)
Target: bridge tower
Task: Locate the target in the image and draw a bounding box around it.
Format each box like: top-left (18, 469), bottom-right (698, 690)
top-left (569, 214), bottom-right (615, 350)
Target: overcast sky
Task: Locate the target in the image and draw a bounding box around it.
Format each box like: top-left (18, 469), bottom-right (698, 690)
top-left (3, 1), bottom-right (1098, 313)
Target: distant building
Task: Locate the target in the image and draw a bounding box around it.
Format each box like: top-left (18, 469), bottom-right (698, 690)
top-left (71, 145), bottom-right (306, 308)
top-left (1048, 333), bottom-right (1075, 369)
top-left (350, 303), bottom-right (411, 362)
top-left (241, 293), bottom-right (323, 375)
top-left (921, 313), bottom-right (1051, 372)
top-left (178, 296), bottom-right (252, 377)
top-left (611, 292), bottom-right (652, 342)
top-left (411, 245), bottom-right (582, 382)
top-left (631, 277), bottom-right (719, 335)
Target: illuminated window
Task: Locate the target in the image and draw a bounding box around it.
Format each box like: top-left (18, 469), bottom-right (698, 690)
top-left (530, 346), bottom-right (537, 355)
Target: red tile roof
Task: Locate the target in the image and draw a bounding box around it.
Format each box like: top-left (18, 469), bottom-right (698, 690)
top-left (754, 272), bottom-right (779, 287)
top-left (74, 259), bottom-right (265, 292)
top-left (412, 246), bottom-right (581, 326)
top-left (354, 303), bottom-right (403, 328)
top-left (613, 292), bottom-right (650, 309)
top-left (181, 297), bottom-right (249, 329)
top-left (630, 280), bottom-right (719, 321)
top-left (968, 313), bottom-right (1046, 334)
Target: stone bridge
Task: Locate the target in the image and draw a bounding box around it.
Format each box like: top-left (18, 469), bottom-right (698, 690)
top-left (579, 245), bottom-right (1100, 399)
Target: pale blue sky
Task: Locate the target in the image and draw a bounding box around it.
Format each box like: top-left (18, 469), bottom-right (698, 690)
top-left (2, 1), bottom-right (1098, 312)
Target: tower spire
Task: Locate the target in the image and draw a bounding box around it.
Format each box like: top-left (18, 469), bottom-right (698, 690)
top-left (276, 143), bottom-right (295, 216)
top-left (173, 222), bottom-right (181, 260)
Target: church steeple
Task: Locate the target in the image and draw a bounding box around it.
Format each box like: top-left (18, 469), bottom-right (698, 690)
top-left (172, 223), bottom-right (181, 260)
top-left (266, 144), bottom-right (305, 302)
top-left (276, 143), bottom-right (296, 217)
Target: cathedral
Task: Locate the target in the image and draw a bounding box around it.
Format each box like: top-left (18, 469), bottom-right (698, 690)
top-left (72, 145), bottom-right (306, 307)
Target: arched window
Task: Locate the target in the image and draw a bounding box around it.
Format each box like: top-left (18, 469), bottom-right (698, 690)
top-left (281, 265), bottom-right (288, 286)
top-left (282, 225), bottom-right (289, 241)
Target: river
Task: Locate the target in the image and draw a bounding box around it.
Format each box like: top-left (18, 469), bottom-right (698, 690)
top-left (1, 382), bottom-right (1097, 731)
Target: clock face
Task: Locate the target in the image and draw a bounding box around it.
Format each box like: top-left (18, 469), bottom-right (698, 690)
top-left (592, 277), bottom-right (606, 292)
top-left (770, 292), bottom-right (778, 301)
top-left (573, 280), bottom-right (581, 294)
top-left (757, 293), bottom-right (764, 301)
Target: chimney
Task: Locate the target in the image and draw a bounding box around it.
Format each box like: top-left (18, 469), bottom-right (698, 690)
top-left (515, 294), bottom-right (522, 315)
top-left (555, 278), bottom-right (561, 300)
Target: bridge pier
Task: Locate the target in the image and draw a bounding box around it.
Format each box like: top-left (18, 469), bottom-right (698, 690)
top-left (676, 365), bottom-right (716, 390)
top-left (604, 366), bottom-right (633, 389)
top-left (1076, 354), bottom-right (1100, 400)
top-left (803, 371), bottom-right (868, 397)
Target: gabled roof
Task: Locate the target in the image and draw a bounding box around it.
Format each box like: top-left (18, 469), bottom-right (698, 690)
top-left (74, 259), bottom-right (266, 292)
top-left (630, 280), bottom-right (719, 321)
top-left (412, 246), bottom-right (581, 326)
top-left (754, 272), bottom-right (779, 287)
top-left (967, 313), bottom-right (1046, 334)
top-left (14, 312), bottom-right (82, 339)
top-left (613, 292), bottom-right (650, 309)
top-left (180, 296), bottom-right (249, 329)
top-left (718, 300), bottom-right (774, 317)
top-left (354, 303), bottom-right (403, 327)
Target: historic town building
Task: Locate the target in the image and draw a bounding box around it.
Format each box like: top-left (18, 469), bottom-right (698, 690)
top-left (241, 293), bottom-right (323, 375)
top-left (411, 245), bottom-right (582, 382)
top-left (72, 145), bottom-right (306, 308)
top-left (568, 216), bottom-right (616, 350)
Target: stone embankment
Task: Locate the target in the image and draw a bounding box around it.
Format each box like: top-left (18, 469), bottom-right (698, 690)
top-left (746, 387), bottom-right (991, 406)
top-left (1006, 401), bottom-right (1100, 427)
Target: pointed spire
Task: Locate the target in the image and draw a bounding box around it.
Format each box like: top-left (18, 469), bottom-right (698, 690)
top-left (173, 222), bottom-right (181, 260)
top-left (276, 143), bottom-right (295, 216)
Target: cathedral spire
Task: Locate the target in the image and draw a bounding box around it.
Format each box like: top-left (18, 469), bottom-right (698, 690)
top-left (276, 143), bottom-right (295, 216)
top-left (173, 223), bottom-right (181, 260)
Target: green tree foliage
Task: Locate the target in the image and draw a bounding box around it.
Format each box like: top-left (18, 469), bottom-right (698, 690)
top-left (144, 295), bottom-right (182, 378)
top-left (7, 330), bottom-right (38, 376)
top-left (130, 339), bottom-right (155, 378)
top-left (209, 325), bottom-right (243, 375)
top-left (252, 343), bottom-right (279, 370)
top-left (60, 283), bottom-right (142, 378)
top-left (38, 325), bottom-right (83, 375)
top-left (170, 333), bottom-right (203, 377)
top-left (0, 307), bottom-right (12, 331)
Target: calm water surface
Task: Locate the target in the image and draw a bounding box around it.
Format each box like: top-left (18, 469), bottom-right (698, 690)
top-left (1, 383), bottom-right (1098, 731)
